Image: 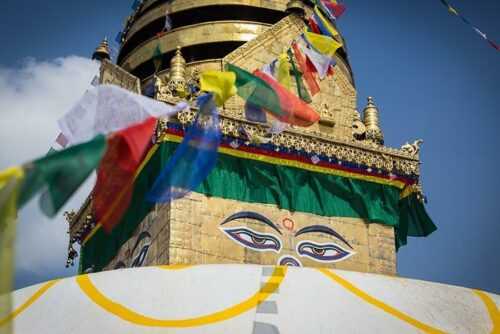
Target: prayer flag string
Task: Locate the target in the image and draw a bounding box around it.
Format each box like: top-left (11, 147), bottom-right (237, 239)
top-left (439, 0), bottom-right (499, 51)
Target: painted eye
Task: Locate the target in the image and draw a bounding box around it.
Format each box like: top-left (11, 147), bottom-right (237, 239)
top-left (221, 227), bottom-right (281, 252)
top-left (297, 241), bottom-right (354, 263)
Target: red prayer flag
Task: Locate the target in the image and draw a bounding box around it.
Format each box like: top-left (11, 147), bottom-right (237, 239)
top-left (324, 1), bottom-right (346, 19)
top-left (327, 66), bottom-right (335, 77)
top-left (253, 70), bottom-right (320, 127)
top-left (93, 117), bottom-right (157, 232)
top-left (292, 42), bottom-right (320, 97)
top-left (488, 40), bottom-right (500, 51)
top-left (308, 17), bottom-right (321, 34)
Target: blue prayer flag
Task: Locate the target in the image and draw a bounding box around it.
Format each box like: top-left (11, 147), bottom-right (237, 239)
top-left (115, 32), bottom-right (123, 44)
top-left (244, 102), bottom-right (267, 123)
top-left (146, 93), bottom-right (221, 203)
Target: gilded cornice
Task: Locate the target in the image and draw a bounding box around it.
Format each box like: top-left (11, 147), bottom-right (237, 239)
top-left (120, 21), bottom-right (270, 71)
top-left (125, 0), bottom-right (289, 43)
top-left (173, 106), bottom-right (420, 176)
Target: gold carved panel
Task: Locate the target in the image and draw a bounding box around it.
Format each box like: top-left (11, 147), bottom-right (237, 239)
top-left (99, 60), bottom-right (141, 93)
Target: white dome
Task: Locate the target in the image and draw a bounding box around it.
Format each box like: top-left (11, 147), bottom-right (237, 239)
top-left (5, 265), bottom-right (499, 333)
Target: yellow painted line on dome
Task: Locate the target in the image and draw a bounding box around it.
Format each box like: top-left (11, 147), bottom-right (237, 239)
top-left (318, 269), bottom-right (446, 334)
top-left (156, 264), bottom-right (193, 270)
top-left (474, 290), bottom-right (500, 333)
top-left (0, 279), bottom-right (60, 327)
top-left (77, 266), bottom-right (287, 327)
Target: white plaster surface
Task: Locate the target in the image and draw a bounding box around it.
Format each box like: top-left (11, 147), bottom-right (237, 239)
top-left (8, 265), bottom-right (499, 334)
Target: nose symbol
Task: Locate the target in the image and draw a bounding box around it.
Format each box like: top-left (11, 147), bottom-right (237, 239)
top-left (278, 256), bottom-right (302, 267)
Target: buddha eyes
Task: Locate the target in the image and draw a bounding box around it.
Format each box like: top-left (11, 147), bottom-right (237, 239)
top-left (296, 241), bottom-right (354, 262)
top-left (221, 227), bottom-right (282, 252)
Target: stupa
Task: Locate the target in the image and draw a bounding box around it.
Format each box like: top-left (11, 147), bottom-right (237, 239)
top-left (5, 1), bottom-right (499, 333)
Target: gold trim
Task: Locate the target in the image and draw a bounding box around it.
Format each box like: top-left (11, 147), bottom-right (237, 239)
top-left (175, 108), bottom-right (421, 175)
top-left (120, 21), bottom-right (270, 71)
top-left (126, 0), bottom-right (289, 42)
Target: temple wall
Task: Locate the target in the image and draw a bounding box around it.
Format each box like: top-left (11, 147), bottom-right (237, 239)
top-left (105, 192), bottom-right (396, 275)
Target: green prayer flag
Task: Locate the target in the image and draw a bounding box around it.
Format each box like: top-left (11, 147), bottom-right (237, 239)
top-left (19, 135), bottom-right (107, 217)
top-left (152, 44), bottom-right (163, 72)
top-left (288, 49), bottom-right (312, 103)
top-left (225, 63), bottom-right (285, 117)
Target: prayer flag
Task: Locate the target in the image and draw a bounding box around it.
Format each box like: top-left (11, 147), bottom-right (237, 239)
top-left (488, 40), bottom-right (499, 51)
top-left (277, 53), bottom-right (292, 90)
top-left (58, 84), bottom-right (187, 147)
top-left (317, 0), bottom-right (337, 23)
top-left (304, 31), bottom-right (343, 57)
top-left (308, 17), bottom-right (321, 34)
top-left (322, 0), bottom-right (346, 20)
top-left (90, 75), bottom-right (100, 87)
top-left (0, 167), bottom-right (24, 334)
top-left (269, 120), bottom-right (288, 134)
top-left (225, 63), bottom-right (284, 118)
top-left (313, 7), bottom-right (340, 38)
top-left (291, 42), bottom-right (320, 97)
top-left (261, 59), bottom-right (277, 77)
top-left (439, 0), bottom-right (499, 51)
top-left (147, 93), bottom-right (221, 203)
top-left (299, 37), bottom-right (336, 80)
top-left (245, 102), bottom-right (267, 123)
top-left (164, 14), bottom-right (172, 32)
top-left (152, 44), bottom-right (163, 72)
top-left (254, 70), bottom-right (320, 127)
top-left (93, 118), bottom-right (157, 232)
top-left (19, 136), bottom-right (107, 217)
top-left (200, 71), bottom-right (237, 106)
top-left (287, 49), bottom-right (312, 103)
top-left (115, 32), bottom-right (123, 44)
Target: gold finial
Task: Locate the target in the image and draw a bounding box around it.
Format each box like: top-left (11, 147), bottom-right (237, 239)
top-left (168, 46), bottom-right (187, 96)
top-left (92, 37), bottom-right (111, 62)
top-left (362, 96), bottom-right (384, 145)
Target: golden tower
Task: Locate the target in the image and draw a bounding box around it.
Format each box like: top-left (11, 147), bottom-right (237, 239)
top-left (67, 0), bottom-right (431, 275)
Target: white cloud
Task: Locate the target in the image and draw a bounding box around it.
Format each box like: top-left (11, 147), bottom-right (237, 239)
top-left (0, 56), bottom-right (99, 288)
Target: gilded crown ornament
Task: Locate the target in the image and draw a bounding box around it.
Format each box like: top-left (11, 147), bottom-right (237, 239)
top-left (92, 37), bottom-right (111, 62)
top-left (362, 97), bottom-right (384, 145)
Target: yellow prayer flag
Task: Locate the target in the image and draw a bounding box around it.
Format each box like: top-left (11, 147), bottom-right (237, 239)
top-left (200, 71), bottom-right (237, 107)
top-left (0, 166), bottom-right (24, 334)
top-left (277, 53), bottom-right (292, 90)
top-left (314, 6), bottom-right (340, 37)
top-left (304, 31), bottom-right (343, 57)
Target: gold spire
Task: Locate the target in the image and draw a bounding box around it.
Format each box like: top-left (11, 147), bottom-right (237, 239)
top-left (362, 97), bottom-right (384, 145)
top-left (168, 46), bottom-right (187, 96)
top-left (92, 37), bottom-right (111, 61)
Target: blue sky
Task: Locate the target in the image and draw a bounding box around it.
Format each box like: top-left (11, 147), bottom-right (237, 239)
top-left (0, 1), bottom-right (499, 293)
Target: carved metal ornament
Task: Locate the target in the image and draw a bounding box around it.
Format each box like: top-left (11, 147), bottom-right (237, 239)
top-left (174, 107), bottom-right (420, 177)
top-left (401, 139), bottom-right (424, 157)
